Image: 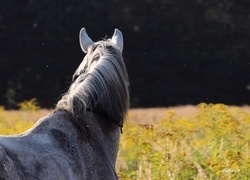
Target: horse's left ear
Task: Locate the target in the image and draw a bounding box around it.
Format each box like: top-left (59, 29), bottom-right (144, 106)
top-left (111, 29), bottom-right (123, 51)
top-left (79, 28), bottom-right (94, 53)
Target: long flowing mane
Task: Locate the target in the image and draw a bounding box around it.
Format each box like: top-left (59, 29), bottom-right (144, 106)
top-left (56, 39), bottom-right (129, 135)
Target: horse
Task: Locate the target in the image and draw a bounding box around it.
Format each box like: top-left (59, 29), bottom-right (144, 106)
top-left (0, 28), bottom-right (129, 180)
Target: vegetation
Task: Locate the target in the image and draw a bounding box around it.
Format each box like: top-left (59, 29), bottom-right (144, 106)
top-left (0, 102), bottom-right (249, 179)
top-left (117, 103), bottom-right (250, 179)
top-left (0, 99), bottom-right (46, 134)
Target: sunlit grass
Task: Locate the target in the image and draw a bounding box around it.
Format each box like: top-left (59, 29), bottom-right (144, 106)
top-left (117, 103), bottom-right (250, 179)
top-left (0, 106), bottom-right (50, 135)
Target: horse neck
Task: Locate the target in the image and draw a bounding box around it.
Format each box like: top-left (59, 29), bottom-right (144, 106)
top-left (83, 111), bottom-right (120, 166)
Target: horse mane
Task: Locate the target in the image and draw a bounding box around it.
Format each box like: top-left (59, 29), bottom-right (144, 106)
top-left (56, 40), bottom-right (130, 136)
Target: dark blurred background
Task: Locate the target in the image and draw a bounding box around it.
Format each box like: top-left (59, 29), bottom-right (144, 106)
top-left (1, 0), bottom-right (250, 108)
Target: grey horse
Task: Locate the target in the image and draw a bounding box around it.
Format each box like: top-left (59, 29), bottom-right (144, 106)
top-left (0, 28), bottom-right (129, 180)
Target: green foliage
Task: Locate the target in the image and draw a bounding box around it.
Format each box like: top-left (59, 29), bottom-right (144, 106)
top-left (5, 88), bottom-right (17, 108)
top-left (117, 103), bottom-right (250, 179)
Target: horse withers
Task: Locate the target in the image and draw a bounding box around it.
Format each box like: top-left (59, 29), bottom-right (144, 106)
top-left (0, 28), bottom-right (129, 180)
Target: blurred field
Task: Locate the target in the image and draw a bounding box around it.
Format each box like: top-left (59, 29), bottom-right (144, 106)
top-left (2, 104), bottom-right (250, 126)
top-left (1, 103), bottom-right (250, 179)
top-left (129, 105), bottom-right (197, 124)
top-left (0, 105), bottom-right (199, 135)
top-left (128, 104), bottom-right (250, 123)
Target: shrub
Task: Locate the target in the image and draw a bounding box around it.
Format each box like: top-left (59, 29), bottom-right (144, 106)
top-left (18, 98), bottom-right (40, 111)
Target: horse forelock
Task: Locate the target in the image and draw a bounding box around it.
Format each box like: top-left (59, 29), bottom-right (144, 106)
top-left (56, 40), bottom-right (129, 135)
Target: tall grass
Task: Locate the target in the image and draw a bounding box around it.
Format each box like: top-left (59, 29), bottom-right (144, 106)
top-left (117, 103), bottom-right (250, 179)
top-left (0, 102), bottom-right (249, 179)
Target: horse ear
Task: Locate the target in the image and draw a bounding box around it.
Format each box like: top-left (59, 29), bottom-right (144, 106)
top-left (79, 28), bottom-right (94, 53)
top-left (111, 29), bottom-right (123, 51)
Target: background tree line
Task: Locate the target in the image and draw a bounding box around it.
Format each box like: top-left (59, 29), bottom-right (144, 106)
top-left (0, 0), bottom-right (250, 108)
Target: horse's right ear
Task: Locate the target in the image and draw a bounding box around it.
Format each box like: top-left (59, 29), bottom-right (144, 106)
top-left (111, 29), bottom-right (123, 51)
top-left (79, 28), bottom-right (94, 53)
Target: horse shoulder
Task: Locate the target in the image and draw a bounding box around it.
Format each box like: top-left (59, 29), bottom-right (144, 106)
top-left (0, 143), bottom-right (24, 179)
